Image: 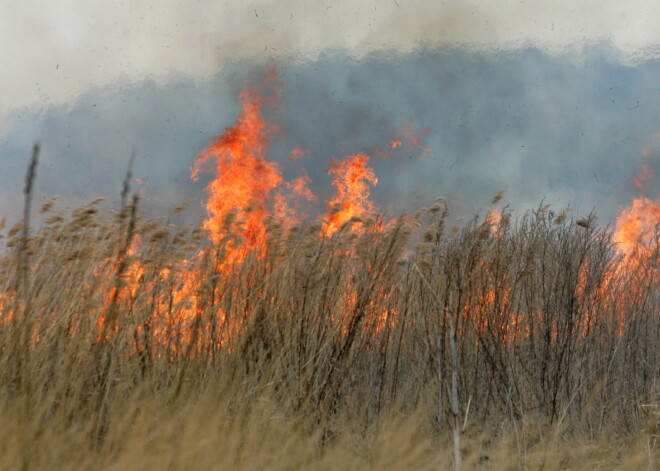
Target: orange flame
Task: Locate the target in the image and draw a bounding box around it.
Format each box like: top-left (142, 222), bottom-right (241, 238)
top-left (324, 153), bottom-right (379, 235)
top-left (613, 196), bottom-right (660, 257)
top-left (192, 84), bottom-right (282, 249)
top-left (614, 165), bottom-right (659, 258)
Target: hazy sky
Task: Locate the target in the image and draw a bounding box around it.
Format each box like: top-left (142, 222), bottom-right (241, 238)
top-left (1, 1), bottom-right (658, 225)
top-left (2, 1), bottom-right (659, 114)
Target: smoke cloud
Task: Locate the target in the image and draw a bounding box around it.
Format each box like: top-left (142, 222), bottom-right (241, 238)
top-left (1, 46), bottom-right (657, 226)
top-left (1, 1), bottom-right (658, 115)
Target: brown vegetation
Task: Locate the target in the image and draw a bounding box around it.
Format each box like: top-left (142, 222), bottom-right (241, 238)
top-left (0, 176), bottom-right (657, 469)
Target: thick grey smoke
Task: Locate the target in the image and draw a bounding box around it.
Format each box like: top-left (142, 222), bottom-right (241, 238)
top-left (1, 46), bottom-right (657, 227)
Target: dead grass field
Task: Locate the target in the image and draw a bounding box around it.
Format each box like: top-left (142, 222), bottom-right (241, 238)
top-left (0, 162), bottom-right (657, 469)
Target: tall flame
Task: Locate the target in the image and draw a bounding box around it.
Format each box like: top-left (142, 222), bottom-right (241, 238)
top-left (614, 165), bottom-right (659, 257)
top-left (192, 84), bottom-right (282, 249)
top-left (324, 153), bottom-right (379, 235)
top-left (191, 73), bottom-right (385, 246)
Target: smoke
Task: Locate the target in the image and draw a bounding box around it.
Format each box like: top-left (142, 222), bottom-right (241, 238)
top-left (1, 1), bottom-right (658, 116)
top-left (1, 46), bottom-right (657, 226)
top-left (269, 48), bottom-right (659, 222)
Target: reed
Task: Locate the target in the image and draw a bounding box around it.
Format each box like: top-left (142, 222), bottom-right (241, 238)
top-left (0, 178), bottom-right (657, 469)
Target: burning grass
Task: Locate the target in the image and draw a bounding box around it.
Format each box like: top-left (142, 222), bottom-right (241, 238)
top-left (0, 75), bottom-right (657, 469)
top-left (0, 190), bottom-right (657, 469)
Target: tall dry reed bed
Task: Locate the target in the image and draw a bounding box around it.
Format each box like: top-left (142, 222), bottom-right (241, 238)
top-left (0, 194), bottom-right (657, 469)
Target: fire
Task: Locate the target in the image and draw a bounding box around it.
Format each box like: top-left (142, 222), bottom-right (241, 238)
top-left (191, 72), bottom-right (383, 247)
top-left (192, 84), bottom-right (282, 250)
top-left (273, 170), bottom-right (316, 226)
top-left (324, 153), bottom-right (379, 235)
top-left (100, 71), bottom-right (388, 353)
top-left (614, 197), bottom-right (660, 257)
top-left (3, 70), bottom-right (655, 362)
top-left (614, 165), bottom-right (659, 258)
top-left (610, 164), bottom-right (659, 335)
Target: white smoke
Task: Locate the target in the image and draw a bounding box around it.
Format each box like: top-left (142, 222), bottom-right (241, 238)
top-left (1, 1), bottom-right (658, 116)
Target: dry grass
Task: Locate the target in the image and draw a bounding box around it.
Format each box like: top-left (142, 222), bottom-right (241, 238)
top-left (0, 189), bottom-right (657, 470)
